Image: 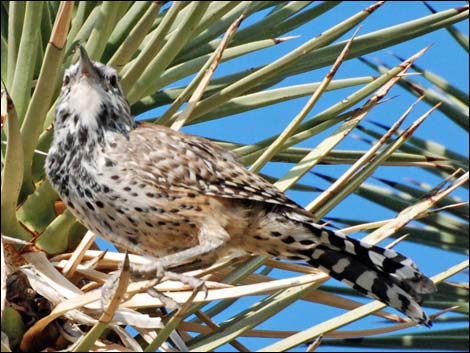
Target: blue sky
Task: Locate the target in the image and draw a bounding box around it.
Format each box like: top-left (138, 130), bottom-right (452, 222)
top-left (110, 2), bottom-right (468, 351)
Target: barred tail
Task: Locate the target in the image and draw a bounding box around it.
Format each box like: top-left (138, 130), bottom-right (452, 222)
top-left (297, 225), bottom-right (437, 326)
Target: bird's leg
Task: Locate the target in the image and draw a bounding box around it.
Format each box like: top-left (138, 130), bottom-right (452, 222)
top-left (129, 222), bottom-right (229, 300)
top-left (131, 242), bottom-right (224, 274)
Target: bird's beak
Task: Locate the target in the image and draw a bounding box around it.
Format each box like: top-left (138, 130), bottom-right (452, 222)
top-left (78, 45), bottom-right (97, 79)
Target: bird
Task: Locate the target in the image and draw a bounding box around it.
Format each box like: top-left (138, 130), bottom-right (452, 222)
top-left (46, 45), bottom-right (436, 326)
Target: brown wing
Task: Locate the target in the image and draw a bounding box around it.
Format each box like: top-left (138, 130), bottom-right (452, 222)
top-left (122, 123), bottom-right (303, 210)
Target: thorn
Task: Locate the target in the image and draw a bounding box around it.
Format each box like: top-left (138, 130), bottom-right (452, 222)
top-left (274, 35), bottom-right (301, 44)
top-left (372, 176), bottom-right (397, 187)
top-left (386, 233), bottom-right (410, 249)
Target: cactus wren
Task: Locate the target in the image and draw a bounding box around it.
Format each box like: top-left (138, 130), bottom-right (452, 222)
top-left (46, 46), bottom-right (436, 325)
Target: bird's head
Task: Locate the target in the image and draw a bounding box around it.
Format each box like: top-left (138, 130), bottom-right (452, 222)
top-left (55, 45), bottom-right (134, 137)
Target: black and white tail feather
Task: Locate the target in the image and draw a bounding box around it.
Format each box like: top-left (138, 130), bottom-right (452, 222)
top-left (291, 214), bottom-right (437, 326)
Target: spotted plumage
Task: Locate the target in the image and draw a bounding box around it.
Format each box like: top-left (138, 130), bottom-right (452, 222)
top-left (46, 46), bottom-right (436, 326)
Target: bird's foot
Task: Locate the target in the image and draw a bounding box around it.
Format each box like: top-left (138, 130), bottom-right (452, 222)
top-left (130, 261), bottom-right (207, 309)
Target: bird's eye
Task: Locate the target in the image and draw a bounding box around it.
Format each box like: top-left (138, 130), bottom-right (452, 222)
top-left (109, 74), bottom-right (118, 88)
top-left (63, 74), bottom-right (71, 86)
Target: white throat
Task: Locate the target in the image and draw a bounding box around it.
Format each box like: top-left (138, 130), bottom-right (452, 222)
top-left (68, 79), bottom-right (104, 130)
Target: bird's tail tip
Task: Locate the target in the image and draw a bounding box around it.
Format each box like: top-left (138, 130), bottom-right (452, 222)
top-left (304, 243), bottom-right (435, 326)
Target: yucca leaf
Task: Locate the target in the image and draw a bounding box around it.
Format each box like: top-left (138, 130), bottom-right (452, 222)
top-left (236, 49), bottom-right (426, 163)
top-left (20, 1), bottom-right (73, 198)
top-left (9, 1), bottom-right (43, 120)
top-left (360, 57), bottom-right (469, 131)
top-left (309, 102), bottom-right (439, 218)
top-left (188, 282), bottom-right (320, 351)
top-left (424, 1), bottom-right (469, 52)
top-left (324, 329), bottom-right (468, 350)
top-left (84, 1), bottom-right (124, 61)
top-left (367, 120), bottom-right (469, 167)
top-left (35, 209), bottom-right (78, 254)
top-left (5, 1), bottom-right (26, 89)
top-left (107, 1), bottom-right (162, 70)
top-left (120, 1), bottom-right (185, 91)
top-left (16, 180), bottom-right (58, 234)
top-left (390, 52), bottom-right (469, 106)
top-left (373, 176), bottom-right (468, 220)
top-left (1, 88), bottom-right (30, 241)
top-left (280, 6), bottom-right (469, 80)
top-left (101, 1), bottom-right (152, 63)
top-left (126, 1), bottom-right (211, 102)
top-left (173, 2), bottom-right (384, 125)
top-left (176, 1), bottom-right (274, 62)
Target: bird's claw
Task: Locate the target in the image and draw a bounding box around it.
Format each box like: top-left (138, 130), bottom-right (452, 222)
top-left (130, 260), bottom-right (207, 309)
